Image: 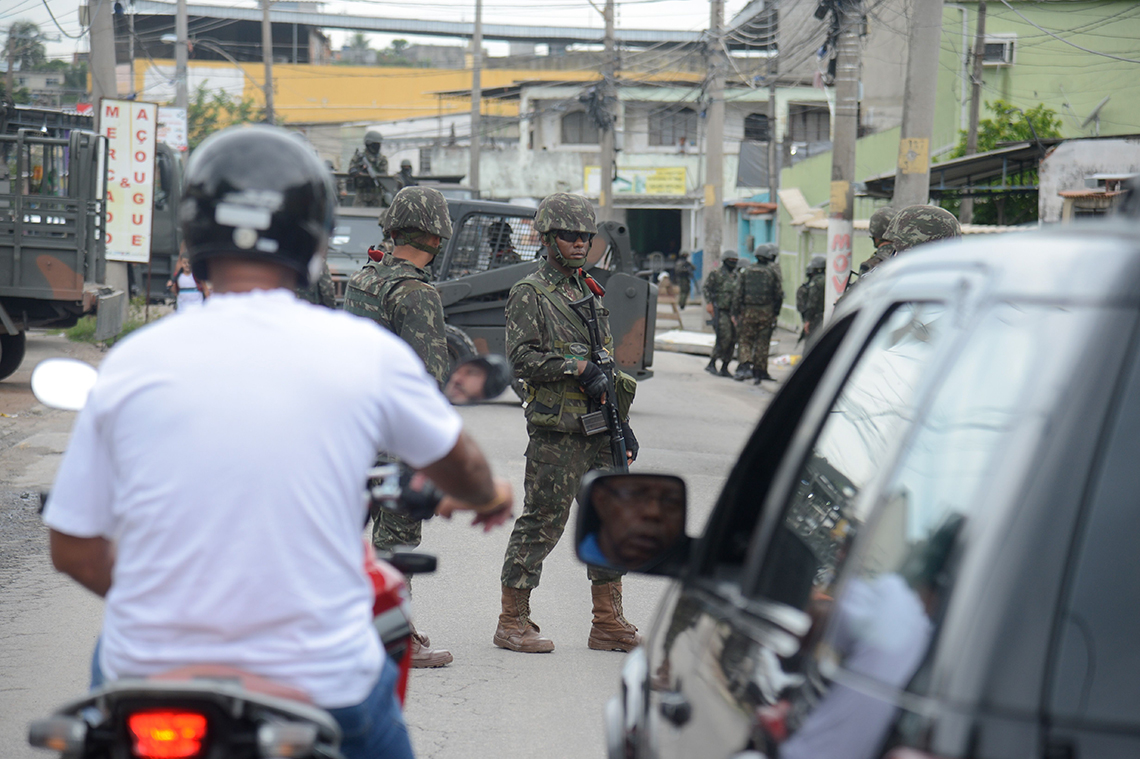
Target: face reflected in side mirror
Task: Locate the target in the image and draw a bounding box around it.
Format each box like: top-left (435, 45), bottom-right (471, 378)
top-left (576, 472), bottom-right (688, 574)
top-left (30, 358), bottom-right (98, 411)
top-left (444, 354), bottom-right (512, 405)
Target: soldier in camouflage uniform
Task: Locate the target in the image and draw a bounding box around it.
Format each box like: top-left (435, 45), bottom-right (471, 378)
top-left (348, 130), bottom-right (390, 208)
top-left (731, 244), bottom-right (783, 383)
top-left (342, 186), bottom-right (454, 668)
top-left (396, 159), bottom-right (417, 190)
top-left (296, 259), bottom-right (335, 308)
top-left (496, 192), bottom-right (641, 655)
top-left (796, 255), bottom-right (826, 340)
top-left (673, 251), bottom-right (695, 309)
top-left (881, 204), bottom-right (962, 254)
top-left (858, 206), bottom-right (899, 275)
top-left (703, 249), bottom-right (740, 377)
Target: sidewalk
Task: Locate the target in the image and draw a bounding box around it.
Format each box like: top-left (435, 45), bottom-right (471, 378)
top-left (653, 297), bottom-right (803, 370)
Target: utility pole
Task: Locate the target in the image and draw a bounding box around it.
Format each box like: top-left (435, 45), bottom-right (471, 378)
top-left (891, 0), bottom-right (944, 209)
top-left (766, 0), bottom-right (779, 239)
top-left (261, 0), bottom-right (275, 124)
top-left (959, 0), bottom-right (985, 224)
top-left (702, 0), bottom-right (725, 284)
top-left (469, 0), bottom-right (482, 197)
top-left (90, 0), bottom-right (117, 129)
top-left (598, 0), bottom-right (616, 222)
top-left (823, 2), bottom-right (861, 321)
top-left (175, 0), bottom-right (188, 109)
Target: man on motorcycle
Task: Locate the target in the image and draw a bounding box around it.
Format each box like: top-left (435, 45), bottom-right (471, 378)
top-left (41, 125), bottom-right (512, 759)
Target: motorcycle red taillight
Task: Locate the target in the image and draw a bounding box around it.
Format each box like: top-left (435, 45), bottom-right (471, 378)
top-left (127, 711), bottom-right (207, 758)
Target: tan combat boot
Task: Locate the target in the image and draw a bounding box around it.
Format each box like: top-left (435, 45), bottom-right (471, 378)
top-left (588, 581), bottom-right (642, 652)
top-left (410, 627), bottom-right (453, 668)
top-left (493, 586), bottom-right (555, 653)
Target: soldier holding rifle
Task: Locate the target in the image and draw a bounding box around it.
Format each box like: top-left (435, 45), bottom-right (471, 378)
top-left (495, 193), bottom-right (641, 655)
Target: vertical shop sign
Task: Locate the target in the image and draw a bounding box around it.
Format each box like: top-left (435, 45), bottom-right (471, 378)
top-left (102, 99), bottom-right (158, 263)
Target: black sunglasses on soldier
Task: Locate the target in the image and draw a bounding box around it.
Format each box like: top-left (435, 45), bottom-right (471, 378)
top-left (555, 230), bottom-right (595, 244)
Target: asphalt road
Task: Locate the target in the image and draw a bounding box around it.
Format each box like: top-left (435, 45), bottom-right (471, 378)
top-left (0, 324), bottom-right (796, 758)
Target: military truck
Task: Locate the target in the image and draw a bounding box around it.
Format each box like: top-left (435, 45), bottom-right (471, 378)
top-left (328, 198), bottom-right (656, 381)
top-left (0, 127), bottom-right (115, 380)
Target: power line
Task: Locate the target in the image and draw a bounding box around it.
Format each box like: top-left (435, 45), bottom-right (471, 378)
top-left (40, 0), bottom-right (87, 39)
top-left (995, 0), bottom-right (1140, 64)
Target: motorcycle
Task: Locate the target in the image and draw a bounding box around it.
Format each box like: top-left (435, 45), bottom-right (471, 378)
top-left (27, 358), bottom-right (440, 758)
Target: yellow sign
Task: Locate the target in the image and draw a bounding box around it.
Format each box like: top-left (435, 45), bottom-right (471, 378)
top-left (830, 181), bottom-right (850, 216)
top-left (898, 138), bottom-right (930, 175)
top-left (584, 166), bottom-right (688, 197)
top-left (704, 184), bottom-right (717, 206)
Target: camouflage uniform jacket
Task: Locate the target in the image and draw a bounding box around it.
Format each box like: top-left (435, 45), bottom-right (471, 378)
top-left (343, 256), bottom-right (448, 387)
top-left (731, 261), bottom-right (783, 316)
top-left (507, 260), bottom-right (619, 435)
top-left (296, 260), bottom-right (335, 308)
top-left (859, 241), bottom-right (896, 275)
top-left (673, 258), bottom-right (694, 284)
top-left (703, 266), bottom-right (739, 311)
top-left (797, 272), bottom-right (825, 332)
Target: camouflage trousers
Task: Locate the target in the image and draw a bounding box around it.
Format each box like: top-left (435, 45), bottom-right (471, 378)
top-left (711, 309), bottom-right (737, 363)
top-left (372, 509), bottom-right (422, 551)
top-left (500, 427), bottom-right (623, 590)
top-left (736, 307), bottom-right (778, 371)
top-left (675, 278), bottom-right (691, 309)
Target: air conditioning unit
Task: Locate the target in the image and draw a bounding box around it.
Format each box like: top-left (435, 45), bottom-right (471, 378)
top-left (983, 35), bottom-right (1015, 66)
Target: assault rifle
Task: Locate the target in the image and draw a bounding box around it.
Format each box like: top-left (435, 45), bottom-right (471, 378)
top-left (570, 293), bottom-right (628, 473)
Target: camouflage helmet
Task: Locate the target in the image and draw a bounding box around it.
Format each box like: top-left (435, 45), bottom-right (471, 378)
top-left (721, 249), bottom-right (739, 260)
top-left (533, 192), bottom-right (598, 235)
top-left (882, 205), bottom-right (962, 252)
top-left (383, 186), bottom-right (453, 240)
top-left (753, 243), bottom-right (778, 262)
top-left (364, 129), bottom-right (383, 148)
top-left (868, 206), bottom-right (898, 241)
top-left (807, 255), bottom-right (826, 274)
top-left (400, 159), bottom-right (413, 170)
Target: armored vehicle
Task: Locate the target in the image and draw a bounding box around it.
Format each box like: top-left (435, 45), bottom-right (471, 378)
top-left (328, 199), bottom-right (656, 380)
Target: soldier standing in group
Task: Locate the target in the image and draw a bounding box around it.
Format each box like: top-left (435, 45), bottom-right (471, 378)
top-left (731, 244), bottom-right (783, 383)
top-left (348, 130), bottom-right (390, 208)
top-left (496, 192), bottom-right (641, 655)
top-left (342, 186), bottom-right (455, 669)
top-left (297, 260), bottom-right (336, 308)
top-left (673, 251), bottom-right (695, 309)
top-left (703, 249), bottom-right (740, 377)
top-left (797, 255), bottom-right (826, 340)
top-left (397, 159), bottom-right (417, 190)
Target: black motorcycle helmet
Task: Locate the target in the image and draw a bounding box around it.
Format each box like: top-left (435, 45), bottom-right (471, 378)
top-left (181, 125), bottom-right (336, 287)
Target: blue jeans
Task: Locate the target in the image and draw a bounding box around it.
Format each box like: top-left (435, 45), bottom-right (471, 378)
top-left (90, 640), bottom-right (413, 759)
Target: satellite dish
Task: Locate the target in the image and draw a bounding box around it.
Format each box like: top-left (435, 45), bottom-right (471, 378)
top-left (1081, 95), bottom-right (1111, 131)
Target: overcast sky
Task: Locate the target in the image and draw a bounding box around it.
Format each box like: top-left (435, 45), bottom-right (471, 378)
top-left (11, 0), bottom-right (754, 63)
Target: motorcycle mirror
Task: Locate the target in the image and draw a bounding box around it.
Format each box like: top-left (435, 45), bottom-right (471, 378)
top-left (444, 354), bottom-right (511, 405)
top-left (31, 358), bottom-right (98, 411)
top-left (574, 471), bottom-right (691, 576)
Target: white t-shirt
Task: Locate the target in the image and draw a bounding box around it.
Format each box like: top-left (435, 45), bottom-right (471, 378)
top-left (43, 288), bottom-right (462, 708)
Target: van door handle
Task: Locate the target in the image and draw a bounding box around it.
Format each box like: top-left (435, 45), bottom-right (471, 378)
top-left (659, 691), bottom-right (692, 726)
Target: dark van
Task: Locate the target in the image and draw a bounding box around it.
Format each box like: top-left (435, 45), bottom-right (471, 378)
top-left (578, 213), bottom-right (1140, 759)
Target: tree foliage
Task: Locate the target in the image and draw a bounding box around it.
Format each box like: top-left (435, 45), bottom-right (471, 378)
top-left (4, 20), bottom-right (48, 72)
top-left (186, 85), bottom-right (266, 150)
top-left (948, 99), bottom-right (1062, 159)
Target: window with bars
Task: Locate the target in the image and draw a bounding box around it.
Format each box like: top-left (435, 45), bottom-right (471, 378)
top-left (787, 104), bottom-right (831, 144)
top-left (649, 107), bottom-right (698, 147)
top-left (441, 214), bottom-right (545, 279)
top-left (744, 113), bottom-right (771, 142)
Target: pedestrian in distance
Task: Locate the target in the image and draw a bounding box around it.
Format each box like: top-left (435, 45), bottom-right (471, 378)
top-left (673, 251), bottom-right (695, 309)
top-left (703, 249), bottom-right (740, 377)
top-left (497, 192), bottom-right (642, 655)
top-left (41, 124), bottom-right (513, 759)
top-left (731, 243), bottom-right (783, 383)
top-left (342, 185), bottom-right (457, 668)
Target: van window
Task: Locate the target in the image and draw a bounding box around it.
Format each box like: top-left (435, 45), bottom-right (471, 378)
top-left (772, 304), bottom-right (1089, 759)
top-left (442, 214), bottom-right (543, 279)
top-left (752, 301), bottom-right (948, 610)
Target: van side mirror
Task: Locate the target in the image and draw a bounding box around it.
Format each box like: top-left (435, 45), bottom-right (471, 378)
top-left (575, 472), bottom-right (691, 576)
top-left (444, 354), bottom-right (511, 405)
